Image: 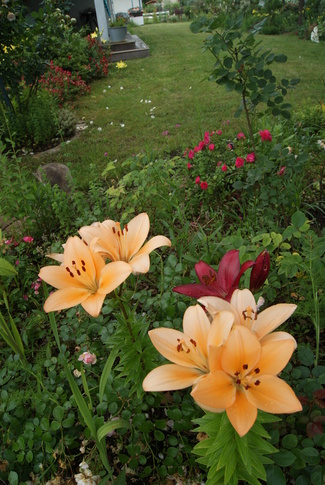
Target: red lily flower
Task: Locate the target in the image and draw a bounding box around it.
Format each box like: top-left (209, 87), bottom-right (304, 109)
top-left (173, 250), bottom-right (255, 302)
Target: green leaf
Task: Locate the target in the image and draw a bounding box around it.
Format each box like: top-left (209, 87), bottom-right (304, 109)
top-left (291, 211), bottom-right (307, 229)
top-left (99, 350), bottom-right (118, 404)
top-left (8, 471), bottom-right (19, 485)
top-left (0, 258), bottom-right (18, 276)
top-left (266, 465), bottom-right (286, 485)
top-left (272, 449), bottom-right (296, 467)
top-left (282, 434), bottom-right (298, 449)
top-left (97, 418), bottom-right (130, 442)
top-left (53, 405), bottom-right (65, 422)
top-left (275, 54), bottom-right (287, 63)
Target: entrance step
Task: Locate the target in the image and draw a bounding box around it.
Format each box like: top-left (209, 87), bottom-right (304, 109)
top-left (108, 33), bottom-right (150, 62)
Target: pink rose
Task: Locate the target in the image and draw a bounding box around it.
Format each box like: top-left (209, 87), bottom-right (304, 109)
top-left (246, 152), bottom-right (255, 163)
top-left (277, 166), bottom-right (286, 176)
top-left (23, 236), bottom-right (34, 243)
top-left (259, 129), bottom-right (272, 142)
top-left (198, 141), bottom-right (205, 150)
top-left (235, 157), bottom-right (245, 168)
top-left (204, 131), bottom-right (210, 144)
top-left (188, 150), bottom-right (194, 159)
top-left (200, 181), bottom-right (208, 190)
top-left (187, 162), bottom-right (193, 169)
top-left (208, 143), bottom-right (215, 151)
top-left (195, 176), bottom-right (201, 184)
top-left (216, 130), bottom-right (222, 135)
top-left (194, 146), bottom-right (200, 153)
top-left (221, 164), bottom-right (227, 172)
top-left (217, 161), bottom-right (222, 167)
top-left (237, 132), bottom-right (246, 140)
top-left (78, 352), bottom-right (97, 365)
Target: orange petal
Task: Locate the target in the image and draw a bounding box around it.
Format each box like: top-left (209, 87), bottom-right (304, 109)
top-left (221, 326), bottom-right (261, 377)
top-left (226, 391), bottom-right (257, 437)
top-left (126, 213), bottom-right (150, 260)
top-left (230, 289), bottom-right (257, 325)
top-left (183, 305), bottom-right (211, 357)
top-left (128, 253), bottom-right (150, 274)
top-left (246, 375), bottom-right (303, 414)
top-left (43, 287), bottom-right (89, 313)
top-left (80, 222), bottom-right (120, 261)
top-left (260, 331), bottom-right (297, 349)
top-left (39, 266), bottom-right (85, 289)
top-left (142, 364), bottom-right (204, 391)
top-left (63, 237), bottom-right (97, 279)
top-left (207, 311), bottom-right (234, 372)
top-left (191, 371), bottom-right (236, 409)
top-left (81, 292), bottom-right (106, 317)
top-left (198, 297), bottom-right (239, 322)
top-left (148, 328), bottom-right (208, 371)
top-left (98, 261), bottom-right (132, 294)
top-left (258, 339), bottom-right (295, 376)
top-left (253, 304), bottom-right (297, 339)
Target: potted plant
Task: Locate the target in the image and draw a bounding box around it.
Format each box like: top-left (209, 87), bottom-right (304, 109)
top-left (128, 7), bottom-right (144, 26)
top-left (108, 15), bottom-right (128, 42)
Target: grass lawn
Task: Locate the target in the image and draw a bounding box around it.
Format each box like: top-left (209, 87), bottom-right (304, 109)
top-left (27, 22), bottom-right (325, 189)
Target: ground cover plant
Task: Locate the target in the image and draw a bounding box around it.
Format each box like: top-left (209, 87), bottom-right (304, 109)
top-left (1, 7), bottom-right (325, 485)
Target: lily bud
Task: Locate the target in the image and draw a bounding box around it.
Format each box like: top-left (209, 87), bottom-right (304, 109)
top-left (250, 250), bottom-right (270, 293)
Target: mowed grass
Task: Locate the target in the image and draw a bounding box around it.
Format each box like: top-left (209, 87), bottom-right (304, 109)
top-left (27, 21), bottom-right (325, 188)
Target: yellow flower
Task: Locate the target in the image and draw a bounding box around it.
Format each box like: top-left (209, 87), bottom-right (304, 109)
top-left (191, 324), bottom-right (302, 436)
top-left (79, 213), bottom-right (171, 274)
top-left (199, 288), bottom-right (297, 346)
top-left (116, 61), bottom-right (127, 69)
top-left (39, 236), bottom-right (131, 317)
top-left (143, 306), bottom-right (234, 392)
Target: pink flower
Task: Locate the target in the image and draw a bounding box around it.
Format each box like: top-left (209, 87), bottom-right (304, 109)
top-left (78, 352), bottom-right (97, 365)
top-left (195, 176), bottom-right (201, 184)
top-left (175, 124), bottom-right (181, 128)
top-left (162, 130), bottom-right (169, 136)
top-left (183, 148), bottom-right (188, 157)
top-left (216, 130), bottom-right (222, 135)
top-left (188, 150), bottom-right (194, 159)
top-left (208, 143), bottom-right (215, 151)
top-left (198, 141), bottom-right (205, 150)
top-left (204, 131), bottom-right (210, 144)
top-left (15, 260), bottom-right (19, 266)
top-left (104, 152), bottom-right (108, 156)
top-left (200, 181), bottom-right (208, 190)
top-left (259, 129), bottom-right (272, 142)
top-left (221, 164), bottom-right (227, 172)
top-left (235, 157), bottom-right (245, 168)
top-left (194, 146), bottom-right (200, 153)
top-left (277, 166), bottom-right (286, 176)
top-left (23, 294), bottom-right (28, 301)
top-left (23, 236), bottom-right (34, 243)
top-left (217, 161), bottom-right (222, 167)
top-left (187, 162), bottom-right (193, 169)
top-left (227, 143), bottom-right (234, 150)
top-left (237, 132), bottom-right (246, 140)
top-left (246, 152), bottom-right (255, 163)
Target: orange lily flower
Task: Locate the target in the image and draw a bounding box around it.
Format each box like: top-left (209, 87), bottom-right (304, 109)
top-left (79, 213), bottom-right (171, 274)
top-left (191, 324), bottom-right (302, 437)
top-left (39, 236), bottom-right (132, 317)
top-left (199, 288), bottom-right (297, 345)
top-left (142, 306), bottom-right (234, 392)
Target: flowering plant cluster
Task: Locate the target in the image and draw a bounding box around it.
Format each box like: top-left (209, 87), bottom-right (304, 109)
top-left (38, 61), bottom-right (91, 105)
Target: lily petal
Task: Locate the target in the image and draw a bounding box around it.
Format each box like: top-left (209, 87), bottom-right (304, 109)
top-left (174, 283), bottom-right (224, 299)
top-left (253, 304), bottom-right (297, 339)
top-left (148, 328), bottom-right (208, 370)
top-left (198, 296), bottom-right (239, 323)
top-left (226, 391), bottom-right (258, 437)
top-left (98, 261), bottom-right (132, 294)
top-left (43, 287), bottom-right (90, 313)
top-left (221, 325), bottom-right (261, 377)
top-left (246, 375), bottom-right (303, 414)
top-left (182, 305), bottom-right (211, 355)
top-left (207, 311), bottom-right (234, 373)
top-left (81, 292), bottom-right (106, 317)
top-left (230, 289), bottom-right (257, 325)
top-left (258, 338), bottom-right (296, 375)
top-left (260, 331), bottom-right (297, 349)
top-left (191, 371), bottom-right (236, 410)
top-left (39, 265), bottom-right (85, 289)
top-left (142, 364), bottom-right (204, 391)
top-left (126, 213), bottom-right (150, 260)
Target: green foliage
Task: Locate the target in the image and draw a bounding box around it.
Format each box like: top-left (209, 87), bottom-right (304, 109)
top-left (192, 411), bottom-right (279, 485)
